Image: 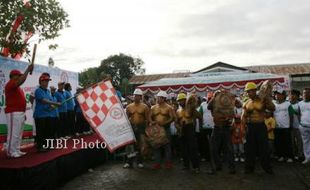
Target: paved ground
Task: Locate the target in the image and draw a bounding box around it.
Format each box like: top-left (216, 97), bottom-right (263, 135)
top-left (59, 159), bottom-right (310, 190)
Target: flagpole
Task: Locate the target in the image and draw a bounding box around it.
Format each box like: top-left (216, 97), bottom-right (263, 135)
top-left (29, 43), bottom-right (37, 75)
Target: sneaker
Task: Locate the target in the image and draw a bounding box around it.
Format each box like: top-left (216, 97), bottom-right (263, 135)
top-left (286, 158), bottom-right (293, 163)
top-left (278, 157), bottom-right (284, 162)
top-left (75, 133), bottom-right (80, 137)
top-left (294, 156), bottom-right (299, 160)
top-left (17, 151), bottom-right (27, 156)
top-left (151, 163), bottom-right (161, 170)
top-left (123, 163), bottom-right (131, 169)
top-left (240, 157), bottom-right (245, 162)
top-left (201, 158), bottom-right (206, 162)
top-left (302, 159), bottom-right (310, 165)
top-left (234, 157), bottom-right (239, 162)
top-left (65, 136), bottom-right (71, 139)
top-left (7, 152), bottom-right (22, 158)
top-left (137, 163), bottom-right (144, 168)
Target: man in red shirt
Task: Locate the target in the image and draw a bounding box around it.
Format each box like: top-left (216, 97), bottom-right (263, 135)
top-left (5, 64), bottom-right (33, 158)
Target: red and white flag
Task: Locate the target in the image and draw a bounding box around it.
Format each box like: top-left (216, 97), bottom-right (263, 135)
top-left (76, 80), bottom-right (135, 152)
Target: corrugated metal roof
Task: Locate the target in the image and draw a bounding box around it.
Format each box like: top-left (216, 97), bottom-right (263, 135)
top-left (139, 72), bottom-right (285, 87)
top-left (129, 72), bottom-right (190, 84)
top-left (129, 63), bottom-right (310, 85)
top-left (246, 63), bottom-right (310, 75)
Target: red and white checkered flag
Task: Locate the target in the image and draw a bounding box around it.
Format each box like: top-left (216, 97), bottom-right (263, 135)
top-left (77, 80), bottom-right (135, 152)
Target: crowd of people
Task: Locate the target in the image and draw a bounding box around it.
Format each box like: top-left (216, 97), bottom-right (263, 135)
top-left (123, 83), bottom-right (310, 175)
top-left (4, 65), bottom-right (310, 175)
top-left (5, 66), bottom-right (92, 158)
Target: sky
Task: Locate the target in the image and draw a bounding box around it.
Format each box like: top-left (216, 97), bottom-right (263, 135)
top-left (30, 0), bottom-right (310, 74)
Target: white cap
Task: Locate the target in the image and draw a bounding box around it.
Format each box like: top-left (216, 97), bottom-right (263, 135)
top-left (133, 89), bottom-right (143, 95)
top-left (157, 90), bottom-right (168, 98)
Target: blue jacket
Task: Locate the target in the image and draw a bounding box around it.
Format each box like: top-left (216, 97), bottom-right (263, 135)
top-left (65, 90), bottom-right (75, 111)
top-left (34, 87), bottom-right (53, 118)
top-left (54, 90), bottom-right (67, 113)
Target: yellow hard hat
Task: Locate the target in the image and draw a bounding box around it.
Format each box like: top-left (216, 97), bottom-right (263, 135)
top-left (177, 93), bottom-right (186, 101)
top-left (245, 82), bottom-right (257, 91)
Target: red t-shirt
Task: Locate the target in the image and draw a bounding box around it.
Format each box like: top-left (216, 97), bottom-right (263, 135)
top-left (4, 79), bottom-right (26, 113)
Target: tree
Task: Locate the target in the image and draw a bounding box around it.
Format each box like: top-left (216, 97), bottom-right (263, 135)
top-left (79, 53), bottom-right (145, 91)
top-left (0, 0), bottom-right (69, 57)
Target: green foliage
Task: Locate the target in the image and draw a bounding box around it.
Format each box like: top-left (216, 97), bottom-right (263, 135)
top-left (79, 53), bottom-right (145, 94)
top-left (0, 0), bottom-right (69, 57)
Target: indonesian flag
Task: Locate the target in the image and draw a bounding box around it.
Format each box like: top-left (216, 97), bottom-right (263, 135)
top-left (1, 0), bottom-right (33, 59)
top-left (76, 80), bottom-right (136, 152)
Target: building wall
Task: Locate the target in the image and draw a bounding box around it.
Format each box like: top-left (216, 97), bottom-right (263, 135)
top-left (291, 75), bottom-right (310, 91)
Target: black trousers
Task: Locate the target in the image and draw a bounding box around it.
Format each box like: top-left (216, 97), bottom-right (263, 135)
top-left (35, 117), bottom-right (52, 149)
top-left (197, 128), bottom-right (210, 160)
top-left (125, 126), bottom-right (145, 165)
top-left (50, 117), bottom-right (59, 139)
top-left (58, 112), bottom-right (67, 137)
top-left (274, 128), bottom-right (293, 159)
top-left (245, 122), bottom-right (271, 171)
top-left (181, 124), bottom-right (200, 169)
top-left (67, 110), bottom-right (75, 135)
top-left (76, 112), bottom-right (91, 133)
top-left (210, 126), bottom-right (235, 170)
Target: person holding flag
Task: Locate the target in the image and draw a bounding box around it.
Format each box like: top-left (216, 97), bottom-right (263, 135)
top-left (123, 89), bottom-right (149, 169)
top-left (33, 74), bottom-right (61, 152)
top-left (5, 64), bottom-right (33, 158)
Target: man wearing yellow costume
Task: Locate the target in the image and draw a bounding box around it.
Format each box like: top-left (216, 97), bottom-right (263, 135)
top-left (176, 93), bottom-right (200, 172)
top-left (149, 90), bottom-right (175, 169)
top-left (124, 89), bottom-right (149, 169)
top-left (242, 82), bottom-right (275, 174)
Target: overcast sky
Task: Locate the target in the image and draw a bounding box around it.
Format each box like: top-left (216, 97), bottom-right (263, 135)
top-left (30, 0), bottom-right (310, 74)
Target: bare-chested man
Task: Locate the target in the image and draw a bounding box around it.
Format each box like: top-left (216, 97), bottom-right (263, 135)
top-left (124, 89), bottom-right (149, 169)
top-left (242, 82), bottom-right (275, 174)
top-left (149, 90), bottom-right (175, 169)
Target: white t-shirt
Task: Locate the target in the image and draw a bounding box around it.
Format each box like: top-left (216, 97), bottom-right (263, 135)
top-left (200, 102), bottom-right (214, 129)
top-left (298, 101), bottom-right (310, 127)
top-left (274, 101), bottom-right (291, 129)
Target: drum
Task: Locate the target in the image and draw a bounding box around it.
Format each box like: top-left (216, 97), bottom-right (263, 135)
top-left (213, 91), bottom-right (235, 118)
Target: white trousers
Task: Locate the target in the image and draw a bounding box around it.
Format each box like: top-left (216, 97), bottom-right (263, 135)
top-left (6, 112), bottom-right (25, 156)
top-left (299, 127), bottom-right (310, 160)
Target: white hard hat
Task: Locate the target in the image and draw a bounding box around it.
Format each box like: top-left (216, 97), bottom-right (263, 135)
top-left (157, 90), bottom-right (168, 98)
top-left (133, 89), bottom-right (143, 95)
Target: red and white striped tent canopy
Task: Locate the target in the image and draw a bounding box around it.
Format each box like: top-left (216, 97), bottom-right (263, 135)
top-left (138, 71), bottom-right (290, 95)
